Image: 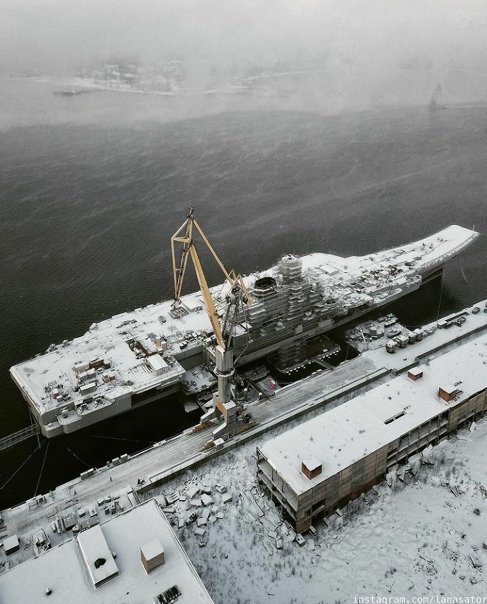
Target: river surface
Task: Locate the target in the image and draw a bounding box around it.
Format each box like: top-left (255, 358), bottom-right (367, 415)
top-left (0, 78), bottom-right (486, 508)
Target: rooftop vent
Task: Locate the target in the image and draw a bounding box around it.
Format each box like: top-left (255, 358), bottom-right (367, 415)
top-left (301, 457), bottom-right (322, 480)
top-left (141, 539), bottom-right (165, 573)
top-left (438, 384), bottom-right (458, 402)
top-left (154, 585), bottom-right (181, 603)
top-left (407, 366), bottom-right (423, 381)
top-left (384, 410), bottom-right (406, 425)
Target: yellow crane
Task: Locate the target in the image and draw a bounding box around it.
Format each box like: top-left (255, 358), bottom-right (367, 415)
top-left (171, 207), bottom-right (251, 437)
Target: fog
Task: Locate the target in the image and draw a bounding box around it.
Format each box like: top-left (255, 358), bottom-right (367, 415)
top-left (1, 0), bottom-right (487, 106)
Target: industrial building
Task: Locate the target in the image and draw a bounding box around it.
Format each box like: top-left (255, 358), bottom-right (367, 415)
top-left (0, 499), bottom-right (214, 603)
top-left (257, 333), bottom-right (487, 533)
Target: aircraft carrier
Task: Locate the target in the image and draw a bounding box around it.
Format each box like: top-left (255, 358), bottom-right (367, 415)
top-left (10, 224), bottom-right (477, 438)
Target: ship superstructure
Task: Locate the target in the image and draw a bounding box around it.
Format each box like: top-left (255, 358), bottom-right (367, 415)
top-left (10, 225), bottom-right (477, 437)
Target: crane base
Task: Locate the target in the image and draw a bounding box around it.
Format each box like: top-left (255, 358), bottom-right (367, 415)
top-left (201, 399), bottom-right (238, 439)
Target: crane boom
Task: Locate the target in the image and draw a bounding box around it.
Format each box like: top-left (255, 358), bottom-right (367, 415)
top-left (170, 207), bottom-right (251, 349)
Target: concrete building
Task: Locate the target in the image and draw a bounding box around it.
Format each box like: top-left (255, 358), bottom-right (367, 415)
top-left (0, 499), bottom-right (214, 603)
top-left (257, 334), bottom-right (487, 533)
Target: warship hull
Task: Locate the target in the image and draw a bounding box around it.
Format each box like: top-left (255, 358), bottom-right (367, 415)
top-left (10, 225), bottom-right (477, 437)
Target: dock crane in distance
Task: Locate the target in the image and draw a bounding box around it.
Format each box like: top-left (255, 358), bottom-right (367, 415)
top-left (171, 207), bottom-right (252, 439)
top-left (429, 84), bottom-right (446, 111)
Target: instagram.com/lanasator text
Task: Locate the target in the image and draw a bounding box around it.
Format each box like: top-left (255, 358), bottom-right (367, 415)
top-left (353, 596), bottom-right (487, 604)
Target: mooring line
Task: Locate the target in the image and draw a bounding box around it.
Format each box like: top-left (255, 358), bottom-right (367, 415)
top-left (0, 441), bottom-right (43, 491)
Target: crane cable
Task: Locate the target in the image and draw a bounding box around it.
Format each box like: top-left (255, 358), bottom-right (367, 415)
top-left (34, 441), bottom-right (49, 496)
top-left (0, 441), bottom-right (43, 491)
top-left (233, 298), bottom-right (252, 366)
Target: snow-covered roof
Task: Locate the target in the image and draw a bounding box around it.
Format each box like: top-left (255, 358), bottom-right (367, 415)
top-left (259, 331), bottom-right (487, 496)
top-left (0, 499), bottom-right (213, 603)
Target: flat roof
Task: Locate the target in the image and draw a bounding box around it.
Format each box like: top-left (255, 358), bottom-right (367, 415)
top-left (0, 499), bottom-right (214, 603)
top-left (259, 332), bottom-right (487, 496)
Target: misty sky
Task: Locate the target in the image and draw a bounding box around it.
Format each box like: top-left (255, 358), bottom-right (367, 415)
top-left (1, 0), bottom-right (487, 102)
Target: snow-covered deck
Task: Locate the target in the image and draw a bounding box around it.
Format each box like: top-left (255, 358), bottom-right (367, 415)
top-left (299, 223), bottom-right (477, 276)
top-left (9, 224), bottom-right (477, 434)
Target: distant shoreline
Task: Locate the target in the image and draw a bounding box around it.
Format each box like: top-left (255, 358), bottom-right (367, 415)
top-left (8, 75), bottom-right (254, 98)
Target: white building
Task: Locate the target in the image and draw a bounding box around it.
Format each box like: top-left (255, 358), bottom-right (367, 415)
top-left (0, 499), bottom-right (214, 603)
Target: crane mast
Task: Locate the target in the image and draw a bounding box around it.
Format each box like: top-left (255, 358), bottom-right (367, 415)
top-left (171, 208), bottom-right (251, 438)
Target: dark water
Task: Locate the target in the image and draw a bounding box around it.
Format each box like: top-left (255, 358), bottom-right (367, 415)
top-left (1, 80), bottom-right (486, 508)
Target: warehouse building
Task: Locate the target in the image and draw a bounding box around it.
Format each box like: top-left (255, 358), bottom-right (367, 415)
top-left (257, 334), bottom-right (487, 533)
top-left (0, 499), bottom-right (214, 603)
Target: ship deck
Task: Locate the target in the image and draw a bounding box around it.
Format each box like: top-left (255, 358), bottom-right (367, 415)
top-left (9, 224), bottom-right (478, 436)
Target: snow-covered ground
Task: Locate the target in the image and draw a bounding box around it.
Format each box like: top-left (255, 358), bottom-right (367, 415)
top-left (145, 418), bottom-right (487, 604)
